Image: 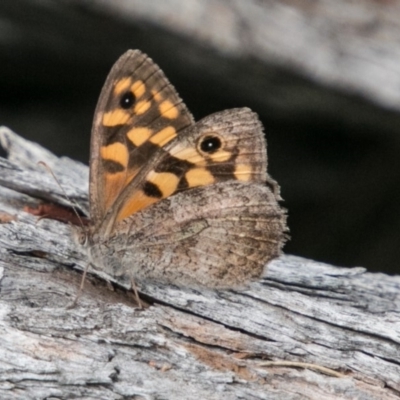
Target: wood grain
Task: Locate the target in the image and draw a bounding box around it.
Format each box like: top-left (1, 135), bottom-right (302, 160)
top-left (0, 127), bottom-right (399, 399)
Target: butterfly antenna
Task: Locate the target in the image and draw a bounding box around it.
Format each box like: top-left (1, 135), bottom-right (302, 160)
top-left (38, 161), bottom-right (85, 228)
top-left (38, 161), bottom-right (90, 308)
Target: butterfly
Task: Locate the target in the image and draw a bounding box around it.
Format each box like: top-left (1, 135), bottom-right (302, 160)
top-left (80, 49), bottom-right (287, 292)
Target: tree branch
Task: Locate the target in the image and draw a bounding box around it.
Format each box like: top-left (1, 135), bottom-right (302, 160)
top-left (0, 127), bottom-right (399, 399)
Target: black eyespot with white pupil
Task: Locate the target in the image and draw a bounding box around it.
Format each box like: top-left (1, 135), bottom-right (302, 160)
top-left (200, 136), bottom-right (222, 154)
top-left (120, 91), bottom-right (135, 109)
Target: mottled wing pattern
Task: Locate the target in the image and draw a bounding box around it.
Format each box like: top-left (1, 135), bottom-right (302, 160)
top-left (114, 107), bottom-right (269, 223)
top-left (89, 50), bottom-right (194, 226)
top-left (97, 181), bottom-right (287, 288)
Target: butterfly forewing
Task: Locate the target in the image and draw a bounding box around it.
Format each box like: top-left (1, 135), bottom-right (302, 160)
top-left (90, 50), bottom-right (194, 226)
top-left (114, 107), bottom-right (269, 223)
top-left (166, 107), bottom-right (268, 187)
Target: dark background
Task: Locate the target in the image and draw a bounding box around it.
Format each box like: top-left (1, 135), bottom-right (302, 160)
top-left (1, 0), bottom-right (400, 274)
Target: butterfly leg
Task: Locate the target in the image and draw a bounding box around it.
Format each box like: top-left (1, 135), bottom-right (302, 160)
top-left (67, 261), bottom-right (91, 309)
top-left (129, 275), bottom-right (145, 309)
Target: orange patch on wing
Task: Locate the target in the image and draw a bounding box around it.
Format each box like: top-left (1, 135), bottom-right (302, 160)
top-left (234, 164), bottom-right (253, 181)
top-left (150, 127), bottom-right (177, 147)
top-left (185, 168), bottom-right (215, 188)
top-left (170, 146), bottom-right (206, 165)
top-left (114, 77), bottom-right (132, 95)
top-left (101, 142), bottom-right (129, 209)
top-left (127, 127), bottom-right (153, 146)
top-left (117, 190), bottom-right (158, 221)
top-left (134, 100), bottom-right (151, 115)
top-left (103, 168), bottom-right (139, 210)
top-left (116, 171), bottom-right (181, 221)
top-left (147, 171), bottom-right (180, 197)
top-left (151, 89), bottom-right (163, 102)
top-left (104, 172), bottom-right (125, 210)
top-left (103, 109), bottom-right (131, 127)
top-left (101, 143), bottom-right (129, 168)
top-left (159, 100), bottom-right (179, 119)
top-left (131, 80), bottom-right (146, 98)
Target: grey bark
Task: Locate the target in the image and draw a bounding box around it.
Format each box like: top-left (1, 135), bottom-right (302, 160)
top-left (0, 127), bottom-right (400, 399)
top-left (90, 0), bottom-right (400, 111)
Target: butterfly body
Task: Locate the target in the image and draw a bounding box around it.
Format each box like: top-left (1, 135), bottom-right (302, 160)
top-left (85, 50), bottom-right (287, 289)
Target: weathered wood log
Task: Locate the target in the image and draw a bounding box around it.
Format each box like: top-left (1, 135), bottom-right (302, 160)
top-left (88, 0), bottom-right (400, 111)
top-left (0, 127), bottom-right (399, 399)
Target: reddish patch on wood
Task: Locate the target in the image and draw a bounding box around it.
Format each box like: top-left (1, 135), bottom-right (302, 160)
top-left (24, 204), bottom-right (89, 227)
top-left (0, 212), bottom-right (17, 223)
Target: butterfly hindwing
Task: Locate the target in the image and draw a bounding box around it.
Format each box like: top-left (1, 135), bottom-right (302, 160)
top-left (101, 181), bottom-right (286, 288)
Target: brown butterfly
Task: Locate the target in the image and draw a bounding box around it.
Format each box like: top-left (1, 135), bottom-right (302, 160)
top-left (80, 50), bottom-right (287, 292)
